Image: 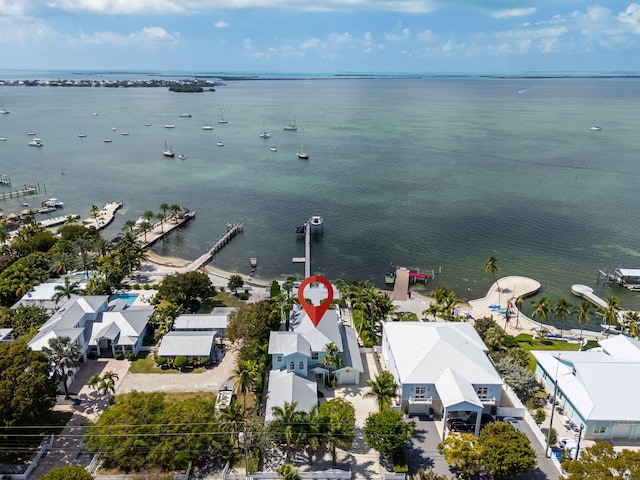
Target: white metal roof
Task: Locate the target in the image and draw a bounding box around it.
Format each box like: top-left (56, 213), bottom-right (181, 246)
top-left (264, 370), bottom-right (317, 422)
top-left (533, 338), bottom-right (640, 422)
top-left (289, 307), bottom-right (343, 352)
top-left (173, 313), bottom-right (228, 330)
top-left (268, 331), bottom-right (311, 357)
top-left (158, 331), bottom-right (215, 357)
top-left (383, 322), bottom-right (503, 386)
top-left (615, 268), bottom-right (640, 277)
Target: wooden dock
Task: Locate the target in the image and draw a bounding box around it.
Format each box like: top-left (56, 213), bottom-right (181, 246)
top-left (136, 209), bottom-right (196, 249)
top-left (83, 201), bottom-right (123, 230)
top-left (0, 186), bottom-right (37, 200)
top-left (186, 223), bottom-right (244, 270)
top-left (39, 214), bottom-right (80, 228)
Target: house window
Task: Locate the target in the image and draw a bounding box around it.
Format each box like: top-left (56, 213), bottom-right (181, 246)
top-left (594, 426), bottom-right (606, 434)
top-left (276, 355), bottom-right (283, 363)
top-left (477, 387), bottom-right (489, 399)
top-left (414, 386), bottom-right (426, 398)
top-left (289, 361), bottom-right (295, 371)
top-left (299, 361), bottom-right (304, 370)
top-left (311, 352), bottom-right (319, 360)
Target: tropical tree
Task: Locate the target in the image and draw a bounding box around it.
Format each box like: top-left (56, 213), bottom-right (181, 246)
top-left (228, 274), bottom-right (244, 294)
top-left (422, 302), bottom-right (441, 321)
top-left (230, 359), bottom-right (258, 409)
top-left (530, 295), bottom-right (552, 326)
top-left (484, 255), bottom-right (500, 295)
top-left (563, 442), bottom-right (640, 479)
top-left (277, 463), bottom-right (301, 480)
top-left (479, 421), bottom-right (536, 480)
top-left (42, 336), bottom-right (82, 399)
top-left (365, 370), bottom-right (399, 411)
top-left (39, 465), bottom-right (95, 480)
top-left (122, 219), bottom-right (137, 233)
top-left (170, 203), bottom-right (182, 222)
top-left (88, 370), bottom-right (119, 396)
top-left (269, 401), bottom-right (305, 461)
top-left (321, 342), bottom-right (343, 387)
top-left (300, 405), bottom-right (326, 464)
top-left (90, 204), bottom-right (101, 227)
top-left (624, 310), bottom-right (640, 338)
top-left (219, 401), bottom-right (245, 446)
top-left (363, 408), bottom-right (414, 458)
top-left (576, 300), bottom-right (594, 340)
top-left (600, 295), bottom-right (622, 330)
top-left (438, 432), bottom-right (482, 479)
top-left (413, 469), bottom-right (451, 480)
top-left (53, 276), bottom-right (83, 305)
top-left (552, 297), bottom-right (573, 338)
top-left (272, 293), bottom-right (295, 330)
top-left (318, 397), bottom-right (356, 466)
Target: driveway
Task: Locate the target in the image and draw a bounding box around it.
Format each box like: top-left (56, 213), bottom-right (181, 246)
top-left (404, 416), bottom-right (452, 477)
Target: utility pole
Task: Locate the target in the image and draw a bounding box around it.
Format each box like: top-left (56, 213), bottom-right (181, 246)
top-left (238, 423), bottom-right (250, 480)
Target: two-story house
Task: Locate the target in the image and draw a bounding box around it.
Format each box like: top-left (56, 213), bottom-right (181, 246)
top-left (381, 321), bottom-right (504, 436)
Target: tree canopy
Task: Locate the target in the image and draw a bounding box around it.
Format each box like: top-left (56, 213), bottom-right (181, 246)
top-left (363, 408), bottom-right (414, 457)
top-left (157, 270), bottom-right (212, 311)
top-left (39, 465), bottom-right (94, 480)
top-left (563, 442), bottom-right (640, 479)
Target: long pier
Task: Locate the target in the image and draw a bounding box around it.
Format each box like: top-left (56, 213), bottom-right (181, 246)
top-left (82, 201), bottom-right (123, 230)
top-left (136, 210), bottom-right (196, 249)
top-left (187, 223), bottom-right (244, 270)
top-left (0, 186), bottom-right (37, 200)
top-left (39, 214), bottom-right (80, 228)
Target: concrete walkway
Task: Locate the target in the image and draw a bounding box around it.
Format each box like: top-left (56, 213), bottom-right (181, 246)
top-left (29, 358), bottom-right (130, 479)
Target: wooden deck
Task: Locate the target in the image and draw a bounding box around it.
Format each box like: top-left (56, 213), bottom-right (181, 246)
top-left (135, 210), bottom-right (196, 249)
top-left (185, 223), bottom-right (243, 270)
top-left (0, 185), bottom-right (37, 200)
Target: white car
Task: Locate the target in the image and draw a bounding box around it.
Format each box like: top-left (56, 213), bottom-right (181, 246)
top-left (502, 417), bottom-right (525, 434)
top-left (558, 437), bottom-right (578, 451)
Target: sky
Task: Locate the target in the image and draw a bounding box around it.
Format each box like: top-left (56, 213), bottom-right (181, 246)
top-left (1, 0), bottom-right (640, 74)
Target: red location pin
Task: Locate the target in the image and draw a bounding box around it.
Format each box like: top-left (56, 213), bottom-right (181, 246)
top-left (297, 275), bottom-right (334, 327)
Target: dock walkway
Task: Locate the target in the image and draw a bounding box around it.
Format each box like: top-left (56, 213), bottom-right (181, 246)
top-left (39, 214), bottom-right (80, 228)
top-left (135, 210), bottom-right (196, 249)
top-left (0, 185), bottom-right (37, 200)
top-left (185, 223), bottom-right (243, 270)
top-left (571, 284), bottom-right (607, 309)
top-left (82, 201), bottom-right (123, 230)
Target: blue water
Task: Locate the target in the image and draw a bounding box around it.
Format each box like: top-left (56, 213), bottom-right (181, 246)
top-left (111, 293), bottom-right (139, 306)
top-left (2, 74), bottom-right (640, 331)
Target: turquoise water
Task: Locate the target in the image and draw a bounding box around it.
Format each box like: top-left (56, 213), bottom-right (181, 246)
top-left (111, 293), bottom-right (139, 306)
top-left (1, 76), bottom-right (640, 330)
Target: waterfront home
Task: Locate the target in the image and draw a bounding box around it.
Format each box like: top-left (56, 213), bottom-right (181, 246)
top-left (381, 322), bottom-right (504, 436)
top-left (533, 335), bottom-right (640, 440)
top-left (12, 278), bottom-right (88, 311)
top-left (268, 305), bottom-right (363, 386)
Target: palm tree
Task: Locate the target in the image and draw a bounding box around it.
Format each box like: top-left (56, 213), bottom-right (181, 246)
top-left (365, 370), bottom-right (399, 411)
top-left (485, 256), bottom-right (500, 301)
top-left (576, 300), bottom-right (594, 340)
top-left (0, 220), bottom-right (9, 245)
top-left (599, 295), bottom-right (622, 331)
top-left (228, 274), bottom-right (244, 294)
top-left (170, 204), bottom-right (182, 222)
top-left (277, 463), bottom-right (301, 480)
top-left (270, 401), bottom-right (304, 461)
top-left (273, 293), bottom-right (295, 330)
top-left (90, 204), bottom-right (101, 226)
top-left (552, 297), bottom-right (573, 338)
top-left (219, 401), bottom-right (245, 446)
top-left (159, 202), bottom-right (170, 224)
top-left (422, 303), bottom-right (441, 322)
top-left (321, 342), bottom-right (343, 387)
top-left (42, 336), bottom-right (82, 399)
top-left (155, 212), bottom-right (165, 233)
top-left (624, 310), bottom-right (640, 338)
top-left (530, 295), bottom-right (552, 326)
top-left (138, 220), bottom-right (152, 242)
top-left (88, 370), bottom-right (119, 396)
top-left (53, 276), bottom-right (82, 305)
top-left (122, 219), bottom-right (137, 233)
top-left (229, 359), bottom-right (258, 409)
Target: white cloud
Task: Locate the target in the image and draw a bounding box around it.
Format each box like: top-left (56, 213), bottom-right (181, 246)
top-left (76, 26), bottom-right (179, 47)
top-left (214, 20), bottom-right (229, 28)
top-left (385, 27), bottom-right (410, 41)
top-left (301, 37), bottom-right (321, 49)
top-left (491, 7), bottom-right (536, 19)
top-left (619, 3), bottom-right (640, 34)
top-left (417, 29), bottom-right (435, 42)
top-left (327, 32), bottom-right (352, 45)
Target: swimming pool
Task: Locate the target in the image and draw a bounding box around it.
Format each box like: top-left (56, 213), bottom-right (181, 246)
top-left (111, 293), bottom-right (139, 306)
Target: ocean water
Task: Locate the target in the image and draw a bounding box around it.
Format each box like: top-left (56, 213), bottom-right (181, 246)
top-left (1, 75), bottom-right (640, 330)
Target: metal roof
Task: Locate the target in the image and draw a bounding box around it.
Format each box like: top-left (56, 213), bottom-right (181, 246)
top-left (158, 331), bottom-right (216, 357)
top-left (264, 370), bottom-right (317, 422)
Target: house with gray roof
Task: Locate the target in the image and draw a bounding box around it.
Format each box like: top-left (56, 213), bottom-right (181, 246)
top-left (264, 370), bottom-right (318, 422)
top-left (533, 335), bottom-right (640, 440)
top-left (158, 331), bottom-right (217, 358)
top-left (381, 321), bottom-right (504, 436)
top-left (269, 305), bottom-right (363, 386)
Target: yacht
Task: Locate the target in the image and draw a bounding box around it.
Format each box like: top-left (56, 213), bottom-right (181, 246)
top-left (0, 108), bottom-right (9, 115)
top-left (178, 154), bottom-right (187, 160)
top-left (103, 138), bottom-right (113, 143)
top-left (217, 141), bottom-right (224, 147)
top-left (590, 124), bottom-right (602, 131)
top-left (46, 198), bottom-right (64, 207)
top-left (202, 124), bottom-right (214, 130)
top-left (164, 123), bottom-right (175, 129)
top-left (259, 131), bottom-right (271, 139)
top-left (121, 131), bottom-right (129, 136)
top-left (28, 138), bottom-right (44, 147)
top-left (0, 136), bottom-right (6, 141)
top-left (270, 147), bottom-right (278, 152)
top-left (179, 113), bottom-right (192, 118)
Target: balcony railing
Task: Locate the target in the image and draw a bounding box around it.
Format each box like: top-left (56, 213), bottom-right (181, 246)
top-left (479, 396), bottom-right (497, 405)
top-left (408, 396), bottom-right (433, 405)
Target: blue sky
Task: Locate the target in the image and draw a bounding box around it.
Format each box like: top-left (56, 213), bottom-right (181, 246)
top-left (1, 0), bottom-right (640, 74)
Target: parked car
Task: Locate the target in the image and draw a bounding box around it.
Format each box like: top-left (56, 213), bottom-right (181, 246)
top-left (558, 437), bottom-right (578, 451)
top-left (468, 412), bottom-right (496, 426)
top-left (446, 418), bottom-right (474, 432)
top-left (502, 416), bottom-right (525, 433)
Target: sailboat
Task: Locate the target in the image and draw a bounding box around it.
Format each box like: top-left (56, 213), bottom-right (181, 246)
top-left (163, 140), bottom-right (175, 157)
top-left (218, 109), bottom-right (228, 124)
top-left (284, 114), bottom-right (297, 131)
top-left (297, 144), bottom-right (309, 159)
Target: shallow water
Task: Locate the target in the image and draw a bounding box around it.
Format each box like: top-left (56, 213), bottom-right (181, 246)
top-left (1, 76), bottom-right (640, 331)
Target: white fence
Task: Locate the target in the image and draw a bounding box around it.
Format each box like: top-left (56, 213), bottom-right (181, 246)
top-left (1, 435), bottom-right (54, 480)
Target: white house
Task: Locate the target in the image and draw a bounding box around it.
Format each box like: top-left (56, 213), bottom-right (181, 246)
top-left (381, 322), bottom-right (504, 436)
top-left (533, 335), bottom-right (640, 440)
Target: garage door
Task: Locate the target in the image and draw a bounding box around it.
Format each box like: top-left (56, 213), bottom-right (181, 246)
top-left (408, 403), bottom-right (428, 415)
top-left (612, 423), bottom-right (633, 438)
top-left (339, 372), bottom-right (357, 385)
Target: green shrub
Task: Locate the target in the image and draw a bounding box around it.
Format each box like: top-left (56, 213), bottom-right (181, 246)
top-left (132, 283), bottom-right (141, 290)
top-left (392, 450), bottom-right (409, 473)
top-left (199, 357), bottom-right (210, 366)
top-left (125, 352), bottom-right (135, 361)
top-left (534, 408), bottom-right (546, 425)
top-left (174, 356), bottom-right (188, 368)
top-left (155, 356), bottom-right (167, 366)
top-left (143, 284), bottom-right (151, 290)
top-left (239, 292), bottom-right (249, 300)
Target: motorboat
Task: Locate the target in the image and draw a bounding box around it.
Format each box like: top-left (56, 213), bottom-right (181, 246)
top-left (144, 122), bottom-right (152, 126)
top-left (385, 271), bottom-right (396, 285)
top-left (164, 123), bottom-right (175, 128)
top-left (78, 132), bottom-right (87, 138)
top-left (46, 198), bottom-right (64, 207)
top-left (217, 141), bottom-right (224, 147)
top-left (103, 138), bottom-right (113, 143)
top-left (0, 137), bottom-right (6, 141)
top-left (0, 108), bottom-right (9, 115)
top-left (179, 113), bottom-right (192, 118)
top-left (121, 131), bottom-right (129, 136)
top-left (20, 202), bottom-right (29, 207)
top-left (270, 147), bottom-right (278, 152)
top-left (163, 140), bottom-right (175, 157)
top-left (178, 154), bottom-right (187, 160)
top-left (202, 124), bottom-right (214, 130)
top-left (37, 206), bottom-right (56, 213)
top-left (28, 138), bottom-right (43, 147)
top-left (590, 124), bottom-right (601, 131)
top-left (309, 215), bottom-right (323, 227)
top-left (259, 131), bottom-right (271, 138)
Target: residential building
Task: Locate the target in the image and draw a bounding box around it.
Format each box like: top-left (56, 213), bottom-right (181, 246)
top-left (381, 321), bottom-right (504, 436)
top-left (533, 335), bottom-right (640, 440)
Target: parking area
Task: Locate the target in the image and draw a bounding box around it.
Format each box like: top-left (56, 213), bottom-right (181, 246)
top-left (403, 416), bottom-right (451, 476)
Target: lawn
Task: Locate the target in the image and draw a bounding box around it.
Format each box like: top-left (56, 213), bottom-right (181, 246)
top-left (396, 311), bottom-right (419, 321)
top-left (515, 333), bottom-right (582, 371)
top-left (129, 351), bottom-right (207, 374)
top-left (199, 291), bottom-right (245, 312)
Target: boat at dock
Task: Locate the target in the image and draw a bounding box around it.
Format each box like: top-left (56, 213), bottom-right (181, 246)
top-left (385, 271), bottom-right (396, 285)
top-left (612, 268), bottom-right (640, 291)
top-left (45, 198), bottom-right (64, 207)
top-left (309, 215), bottom-right (323, 227)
